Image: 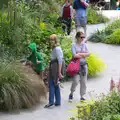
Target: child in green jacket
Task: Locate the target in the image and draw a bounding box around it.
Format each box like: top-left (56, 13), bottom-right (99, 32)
top-left (27, 42), bottom-right (45, 79)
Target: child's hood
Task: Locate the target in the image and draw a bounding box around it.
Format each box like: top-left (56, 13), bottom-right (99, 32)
top-left (28, 43), bottom-right (37, 53)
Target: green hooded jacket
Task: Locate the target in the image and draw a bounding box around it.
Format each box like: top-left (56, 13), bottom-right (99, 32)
top-left (27, 43), bottom-right (44, 72)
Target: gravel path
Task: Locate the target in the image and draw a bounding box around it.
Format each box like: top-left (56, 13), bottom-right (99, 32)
top-left (1, 23), bottom-right (120, 120)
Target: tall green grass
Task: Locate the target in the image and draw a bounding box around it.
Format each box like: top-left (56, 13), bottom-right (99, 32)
top-left (0, 59), bottom-right (46, 111)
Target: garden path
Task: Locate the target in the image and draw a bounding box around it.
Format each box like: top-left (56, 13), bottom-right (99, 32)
top-left (1, 23), bottom-right (120, 120)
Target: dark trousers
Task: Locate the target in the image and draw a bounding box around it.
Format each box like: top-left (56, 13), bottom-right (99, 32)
top-left (49, 80), bottom-right (61, 105)
top-left (62, 18), bottom-right (72, 35)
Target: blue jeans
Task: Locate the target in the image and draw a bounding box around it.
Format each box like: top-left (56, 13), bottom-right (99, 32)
top-left (49, 80), bottom-right (61, 105)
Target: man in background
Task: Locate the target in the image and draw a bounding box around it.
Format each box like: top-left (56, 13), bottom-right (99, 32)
top-left (73, 0), bottom-right (89, 38)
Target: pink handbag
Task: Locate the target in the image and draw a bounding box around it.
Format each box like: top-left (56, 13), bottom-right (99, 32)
top-left (66, 58), bottom-right (80, 77)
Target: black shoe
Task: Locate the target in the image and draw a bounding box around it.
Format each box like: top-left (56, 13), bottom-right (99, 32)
top-left (80, 97), bottom-right (86, 101)
top-left (69, 94), bottom-right (73, 102)
top-left (55, 104), bottom-right (61, 106)
top-left (44, 104), bottom-right (54, 108)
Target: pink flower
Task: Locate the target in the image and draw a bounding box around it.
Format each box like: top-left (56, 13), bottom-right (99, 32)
top-left (117, 79), bottom-right (120, 92)
top-left (110, 77), bottom-right (115, 91)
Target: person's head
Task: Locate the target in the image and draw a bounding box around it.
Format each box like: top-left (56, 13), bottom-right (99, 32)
top-left (65, 0), bottom-right (69, 4)
top-left (75, 31), bottom-right (85, 43)
top-left (28, 43), bottom-right (37, 54)
top-left (49, 34), bottom-right (58, 48)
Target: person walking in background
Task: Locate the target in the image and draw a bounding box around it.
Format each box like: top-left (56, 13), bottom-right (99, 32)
top-left (68, 31), bottom-right (90, 102)
top-left (26, 42), bottom-right (45, 80)
top-left (44, 34), bottom-right (65, 108)
top-left (61, 0), bottom-right (73, 35)
top-left (116, 0), bottom-right (120, 10)
top-left (73, 0), bottom-right (89, 38)
top-left (110, 0), bottom-right (117, 10)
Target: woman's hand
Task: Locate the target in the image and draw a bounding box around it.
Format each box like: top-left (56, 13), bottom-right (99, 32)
top-left (79, 52), bottom-right (89, 58)
top-left (59, 73), bottom-right (63, 80)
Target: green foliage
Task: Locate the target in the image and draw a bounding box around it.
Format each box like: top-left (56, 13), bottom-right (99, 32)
top-left (104, 19), bottom-right (120, 35)
top-left (0, 0), bottom-right (9, 9)
top-left (87, 6), bottom-right (109, 24)
top-left (0, 58), bottom-right (46, 111)
top-left (71, 91), bottom-right (120, 120)
top-left (87, 53), bottom-right (106, 76)
top-left (88, 20), bottom-right (120, 44)
top-left (105, 29), bottom-right (120, 44)
top-left (103, 114), bottom-right (120, 120)
top-left (88, 30), bottom-right (106, 43)
top-left (60, 36), bottom-right (72, 64)
top-left (0, 1), bottom-right (63, 66)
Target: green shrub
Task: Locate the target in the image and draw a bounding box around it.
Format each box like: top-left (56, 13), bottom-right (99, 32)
top-left (103, 114), bottom-right (120, 120)
top-left (104, 20), bottom-right (120, 35)
top-left (87, 6), bottom-right (109, 24)
top-left (0, 59), bottom-right (46, 111)
top-left (88, 20), bottom-right (120, 44)
top-left (105, 29), bottom-right (120, 44)
top-left (87, 53), bottom-right (106, 76)
top-left (60, 36), bottom-right (72, 64)
top-left (88, 30), bottom-right (106, 42)
top-left (71, 91), bottom-right (120, 120)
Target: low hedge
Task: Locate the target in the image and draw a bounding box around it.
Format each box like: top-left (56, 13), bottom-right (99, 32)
top-left (88, 20), bottom-right (120, 44)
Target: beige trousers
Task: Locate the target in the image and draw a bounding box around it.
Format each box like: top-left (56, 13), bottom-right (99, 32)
top-left (70, 65), bottom-right (88, 97)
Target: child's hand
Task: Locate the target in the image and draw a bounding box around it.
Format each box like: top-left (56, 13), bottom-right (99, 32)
top-left (26, 61), bottom-right (31, 66)
top-left (37, 60), bottom-right (41, 64)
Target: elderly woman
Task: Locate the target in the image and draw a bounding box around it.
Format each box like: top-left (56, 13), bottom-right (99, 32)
top-left (44, 34), bottom-right (65, 108)
top-left (69, 31), bottom-right (90, 101)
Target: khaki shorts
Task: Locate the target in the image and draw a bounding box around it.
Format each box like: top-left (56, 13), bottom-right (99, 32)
top-left (75, 16), bottom-right (87, 27)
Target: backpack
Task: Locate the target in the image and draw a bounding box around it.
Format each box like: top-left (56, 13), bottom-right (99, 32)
top-left (73, 0), bottom-right (87, 10)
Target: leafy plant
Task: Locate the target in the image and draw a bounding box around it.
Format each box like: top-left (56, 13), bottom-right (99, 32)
top-left (105, 29), bottom-right (120, 44)
top-left (70, 91), bottom-right (120, 120)
top-left (87, 6), bottom-right (109, 24)
top-left (103, 114), bottom-right (120, 120)
top-left (88, 30), bottom-right (106, 42)
top-left (104, 20), bottom-right (120, 35)
top-left (60, 36), bottom-right (72, 64)
top-left (88, 20), bottom-right (120, 44)
top-left (87, 53), bottom-right (106, 76)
